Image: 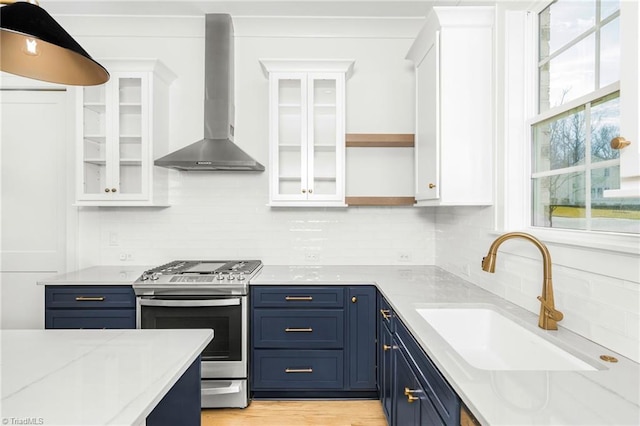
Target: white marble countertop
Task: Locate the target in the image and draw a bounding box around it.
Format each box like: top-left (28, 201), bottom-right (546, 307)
top-left (252, 265), bottom-right (640, 426)
top-left (0, 329), bottom-right (212, 426)
top-left (37, 266), bottom-right (151, 285)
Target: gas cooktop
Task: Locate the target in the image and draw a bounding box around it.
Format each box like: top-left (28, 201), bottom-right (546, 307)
top-left (133, 260), bottom-right (262, 296)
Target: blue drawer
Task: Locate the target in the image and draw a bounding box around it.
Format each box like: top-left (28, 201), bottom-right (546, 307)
top-left (45, 309), bottom-right (136, 329)
top-left (396, 318), bottom-right (460, 426)
top-left (45, 286), bottom-right (135, 309)
top-left (252, 286), bottom-right (344, 308)
top-left (253, 309), bottom-right (344, 348)
top-left (252, 349), bottom-right (344, 389)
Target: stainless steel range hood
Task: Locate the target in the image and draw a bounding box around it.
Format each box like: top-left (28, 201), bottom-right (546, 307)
top-left (155, 14), bottom-right (264, 171)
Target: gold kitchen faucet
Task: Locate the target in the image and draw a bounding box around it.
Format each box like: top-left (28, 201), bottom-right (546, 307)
top-left (481, 232), bottom-right (564, 330)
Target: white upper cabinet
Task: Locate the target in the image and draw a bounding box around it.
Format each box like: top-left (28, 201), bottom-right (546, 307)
top-left (406, 7), bottom-right (494, 206)
top-left (76, 59), bottom-right (175, 206)
top-left (605, 1), bottom-right (640, 198)
top-left (260, 60), bottom-right (354, 207)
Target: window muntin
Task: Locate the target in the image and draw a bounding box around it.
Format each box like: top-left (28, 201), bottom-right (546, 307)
top-left (532, 0), bottom-right (638, 234)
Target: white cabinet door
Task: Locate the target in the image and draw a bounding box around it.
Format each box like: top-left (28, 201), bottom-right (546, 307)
top-left (76, 60), bottom-right (174, 206)
top-left (414, 35), bottom-right (439, 202)
top-left (408, 7), bottom-right (494, 206)
top-left (262, 60), bottom-right (353, 207)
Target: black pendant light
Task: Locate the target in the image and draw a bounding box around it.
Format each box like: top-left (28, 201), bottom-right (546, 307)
top-left (0, 1), bottom-right (109, 86)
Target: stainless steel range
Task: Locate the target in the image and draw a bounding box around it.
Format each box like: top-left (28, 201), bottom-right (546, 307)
top-left (133, 260), bottom-right (262, 408)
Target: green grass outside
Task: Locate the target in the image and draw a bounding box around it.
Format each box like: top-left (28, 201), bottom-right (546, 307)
top-left (553, 206), bottom-right (640, 219)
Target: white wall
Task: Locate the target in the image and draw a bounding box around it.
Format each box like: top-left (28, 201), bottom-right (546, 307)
top-left (57, 15), bottom-right (436, 267)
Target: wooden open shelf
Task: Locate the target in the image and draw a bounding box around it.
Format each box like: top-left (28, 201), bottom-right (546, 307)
top-left (345, 133), bottom-right (414, 148)
top-left (345, 196), bottom-right (416, 206)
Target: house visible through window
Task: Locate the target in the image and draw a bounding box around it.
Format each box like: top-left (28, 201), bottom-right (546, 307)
top-left (531, 0), bottom-right (639, 234)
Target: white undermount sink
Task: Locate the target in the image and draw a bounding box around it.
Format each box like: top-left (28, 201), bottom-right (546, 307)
top-left (417, 308), bottom-right (597, 371)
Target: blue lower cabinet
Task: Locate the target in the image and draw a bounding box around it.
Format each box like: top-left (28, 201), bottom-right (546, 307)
top-left (250, 285), bottom-right (377, 397)
top-left (45, 285), bottom-right (136, 329)
top-left (394, 348), bottom-right (422, 426)
top-left (348, 286), bottom-right (377, 390)
top-left (378, 294), bottom-right (461, 426)
top-left (147, 357), bottom-right (201, 426)
top-left (253, 349), bottom-right (344, 389)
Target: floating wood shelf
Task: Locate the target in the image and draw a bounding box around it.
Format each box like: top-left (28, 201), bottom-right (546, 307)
top-left (345, 133), bottom-right (415, 148)
top-left (345, 196), bottom-right (416, 206)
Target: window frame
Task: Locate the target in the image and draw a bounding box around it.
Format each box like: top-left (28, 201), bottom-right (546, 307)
top-left (500, 0), bottom-right (639, 255)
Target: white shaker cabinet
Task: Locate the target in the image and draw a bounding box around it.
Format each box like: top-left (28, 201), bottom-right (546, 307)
top-left (260, 60), bottom-right (354, 207)
top-left (406, 7), bottom-right (494, 206)
top-left (76, 59), bottom-right (175, 206)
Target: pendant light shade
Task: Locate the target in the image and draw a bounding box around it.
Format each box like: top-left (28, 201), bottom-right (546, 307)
top-left (0, 2), bottom-right (109, 86)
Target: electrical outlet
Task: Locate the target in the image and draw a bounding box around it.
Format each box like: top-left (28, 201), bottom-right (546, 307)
top-left (398, 252), bottom-right (412, 263)
top-left (305, 253), bottom-right (319, 262)
top-left (119, 253), bottom-right (133, 261)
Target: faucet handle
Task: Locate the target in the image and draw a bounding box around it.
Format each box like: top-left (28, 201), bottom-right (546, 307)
top-left (537, 296), bottom-right (564, 321)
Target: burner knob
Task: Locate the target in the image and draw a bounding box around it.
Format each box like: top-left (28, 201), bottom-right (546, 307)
top-left (238, 272), bottom-right (246, 281)
top-left (150, 273), bottom-right (161, 281)
top-left (228, 273), bottom-right (236, 281)
top-left (216, 273), bottom-right (225, 281)
top-left (140, 273), bottom-right (150, 281)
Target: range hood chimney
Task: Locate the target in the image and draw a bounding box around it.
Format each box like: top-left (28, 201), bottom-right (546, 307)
top-left (155, 14), bottom-right (264, 171)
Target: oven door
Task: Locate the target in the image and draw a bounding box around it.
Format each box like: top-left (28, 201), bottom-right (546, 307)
top-left (137, 296), bottom-right (247, 379)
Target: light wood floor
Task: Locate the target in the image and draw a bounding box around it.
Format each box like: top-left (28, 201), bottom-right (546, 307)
top-left (201, 400), bottom-right (388, 426)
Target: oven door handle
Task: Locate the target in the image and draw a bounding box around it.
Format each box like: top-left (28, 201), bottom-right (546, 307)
top-left (138, 298), bottom-right (241, 307)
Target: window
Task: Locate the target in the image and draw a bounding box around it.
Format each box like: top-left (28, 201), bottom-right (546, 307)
top-left (530, 0), bottom-right (640, 234)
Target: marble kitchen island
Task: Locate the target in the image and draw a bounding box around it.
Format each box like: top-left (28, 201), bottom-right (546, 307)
top-left (0, 329), bottom-right (212, 426)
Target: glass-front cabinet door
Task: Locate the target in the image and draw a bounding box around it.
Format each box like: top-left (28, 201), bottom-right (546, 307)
top-left (262, 60), bottom-right (353, 207)
top-left (76, 60), bottom-right (175, 206)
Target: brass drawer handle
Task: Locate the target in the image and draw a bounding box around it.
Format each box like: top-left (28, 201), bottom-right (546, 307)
top-left (75, 296), bottom-right (105, 302)
top-left (383, 344), bottom-right (397, 351)
top-left (285, 296), bottom-right (313, 301)
top-left (285, 328), bottom-right (313, 332)
top-left (285, 368), bottom-right (313, 373)
top-left (380, 309), bottom-right (391, 319)
top-left (404, 387), bottom-right (420, 403)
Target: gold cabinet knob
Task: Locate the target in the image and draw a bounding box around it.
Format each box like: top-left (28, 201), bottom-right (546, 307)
top-left (302, 189), bottom-right (307, 193)
top-left (111, 188), bottom-right (117, 193)
top-left (104, 188), bottom-right (110, 193)
top-left (611, 136), bottom-right (631, 149)
top-left (351, 296), bottom-right (357, 303)
top-left (308, 189), bottom-right (313, 193)
top-left (428, 183), bottom-right (436, 189)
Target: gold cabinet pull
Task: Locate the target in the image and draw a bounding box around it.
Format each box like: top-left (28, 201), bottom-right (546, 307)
top-left (428, 183), bottom-right (436, 189)
top-left (383, 344), bottom-right (397, 351)
top-left (380, 309), bottom-right (391, 319)
top-left (285, 296), bottom-right (313, 301)
top-left (302, 189), bottom-right (307, 193)
top-left (285, 328), bottom-right (313, 332)
top-left (610, 136), bottom-right (631, 149)
top-left (285, 368), bottom-right (313, 373)
top-left (75, 296), bottom-right (105, 302)
top-left (111, 188), bottom-right (117, 192)
top-left (351, 296), bottom-right (357, 303)
top-left (404, 387), bottom-right (420, 403)
top-left (104, 188), bottom-right (110, 193)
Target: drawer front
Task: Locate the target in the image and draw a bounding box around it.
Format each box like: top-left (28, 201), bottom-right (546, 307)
top-left (252, 349), bottom-right (344, 389)
top-left (396, 319), bottom-right (459, 426)
top-left (253, 309), bottom-right (344, 348)
top-left (45, 309), bottom-right (136, 329)
top-left (45, 286), bottom-right (135, 309)
top-left (252, 286), bottom-right (344, 308)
